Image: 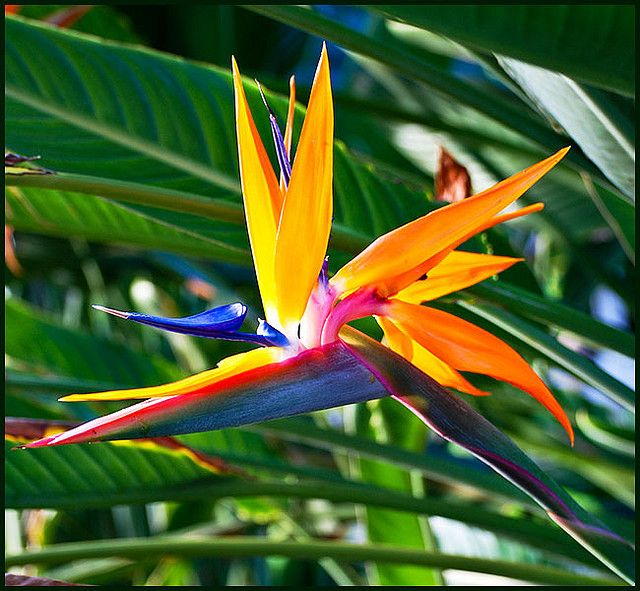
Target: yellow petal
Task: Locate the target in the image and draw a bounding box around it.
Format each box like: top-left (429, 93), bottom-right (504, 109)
top-left (378, 316), bottom-right (488, 396)
top-left (232, 57), bottom-right (283, 326)
top-left (331, 149), bottom-right (568, 298)
top-left (60, 347), bottom-right (283, 401)
top-left (385, 300), bottom-right (574, 443)
top-left (396, 250), bottom-right (522, 304)
top-left (280, 75), bottom-right (296, 191)
top-left (274, 44), bottom-right (334, 337)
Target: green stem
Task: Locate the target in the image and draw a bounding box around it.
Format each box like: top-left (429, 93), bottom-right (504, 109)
top-left (4, 535), bottom-right (622, 585)
top-left (6, 172), bottom-right (244, 223)
top-left (5, 171), bottom-right (370, 255)
top-left (6, 477), bottom-right (587, 562)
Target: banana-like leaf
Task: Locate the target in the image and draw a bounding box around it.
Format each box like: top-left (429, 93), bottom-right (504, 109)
top-left (5, 16), bottom-right (427, 263)
top-left (498, 58), bottom-right (635, 202)
top-left (375, 5), bottom-right (634, 96)
top-left (343, 330), bottom-right (635, 584)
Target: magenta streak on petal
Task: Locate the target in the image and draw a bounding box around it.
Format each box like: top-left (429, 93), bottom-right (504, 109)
top-left (24, 340), bottom-right (388, 447)
top-left (321, 288), bottom-right (387, 345)
top-left (549, 512), bottom-right (634, 546)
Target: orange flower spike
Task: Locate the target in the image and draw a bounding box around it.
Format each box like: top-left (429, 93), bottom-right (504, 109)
top-left (396, 250), bottom-right (523, 304)
top-left (385, 300), bottom-right (574, 443)
top-left (232, 57), bottom-right (283, 327)
top-left (331, 148), bottom-right (569, 298)
top-left (274, 43), bottom-right (334, 339)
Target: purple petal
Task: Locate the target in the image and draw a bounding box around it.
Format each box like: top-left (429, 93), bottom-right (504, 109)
top-left (93, 302), bottom-right (249, 338)
top-left (340, 327), bottom-right (635, 583)
top-left (257, 81), bottom-right (292, 185)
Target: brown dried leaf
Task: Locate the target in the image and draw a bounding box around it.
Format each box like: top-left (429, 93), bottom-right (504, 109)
top-left (435, 147), bottom-right (471, 203)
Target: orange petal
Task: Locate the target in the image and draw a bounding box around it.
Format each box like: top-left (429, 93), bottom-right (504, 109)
top-left (274, 44), bottom-right (333, 337)
top-left (396, 250), bottom-right (522, 304)
top-left (60, 347), bottom-right (283, 402)
top-left (378, 316), bottom-right (488, 396)
top-left (486, 202), bottom-right (544, 228)
top-left (385, 300), bottom-right (574, 443)
top-left (378, 203), bottom-right (544, 297)
top-left (331, 150), bottom-right (568, 298)
top-left (232, 57), bottom-right (283, 327)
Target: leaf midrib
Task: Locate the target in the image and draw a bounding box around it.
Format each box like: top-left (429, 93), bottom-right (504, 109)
top-left (5, 84), bottom-right (241, 193)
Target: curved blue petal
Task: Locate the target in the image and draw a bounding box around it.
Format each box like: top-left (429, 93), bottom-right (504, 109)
top-left (93, 303), bottom-right (247, 337)
top-left (93, 303), bottom-right (289, 347)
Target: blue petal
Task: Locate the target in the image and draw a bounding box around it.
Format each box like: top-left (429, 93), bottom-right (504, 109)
top-left (93, 302), bottom-right (247, 337)
top-left (257, 318), bottom-right (290, 347)
top-left (93, 303), bottom-right (291, 347)
top-left (257, 81), bottom-right (292, 186)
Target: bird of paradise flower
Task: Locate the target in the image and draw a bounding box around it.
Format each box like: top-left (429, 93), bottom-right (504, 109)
top-left (23, 45), bottom-right (634, 583)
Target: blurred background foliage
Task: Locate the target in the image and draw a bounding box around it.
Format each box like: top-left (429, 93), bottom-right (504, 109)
top-left (5, 5), bottom-right (635, 586)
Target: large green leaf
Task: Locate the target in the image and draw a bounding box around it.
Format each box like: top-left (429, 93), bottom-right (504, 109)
top-left (5, 436), bottom-right (231, 509)
top-left (581, 174), bottom-right (635, 264)
top-left (6, 185), bottom-right (249, 263)
top-left (498, 58), bottom-right (635, 202)
top-left (376, 6), bottom-right (634, 96)
top-left (246, 4), bottom-right (619, 190)
top-left (15, 5), bottom-right (140, 43)
top-left (5, 16), bottom-right (427, 263)
top-left (5, 297), bottom-right (181, 389)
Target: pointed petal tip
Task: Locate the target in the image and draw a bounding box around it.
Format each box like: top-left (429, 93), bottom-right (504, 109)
top-left (231, 56), bottom-right (241, 81)
top-left (545, 146), bottom-right (570, 167)
top-left (92, 304), bottom-right (130, 319)
top-left (21, 435), bottom-right (58, 449)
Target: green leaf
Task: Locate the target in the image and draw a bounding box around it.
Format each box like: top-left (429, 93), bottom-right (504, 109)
top-left (581, 174), bottom-right (635, 264)
top-left (5, 16), bottom-right (427, 262)
top-left (245, 5), bottom-right (614, 187)
top-left (5, 437), bottom-right (231, 509)
top-left (466, 282), bottom-right (635, 358)
top-left (376, 5), bottom-right (634, 96)
top-left (353, 399), bottom-right (442, 585)
top-left (14, 5), bottom-right (140, 43)
top-left (498, 58), bottom-right (635, 202)
top-left (5, 536), bottom-right (623, 586)
top-left (6, 184), bottom-right (250, 263)
top-left (454, 302), bottom-right (635, 413)
top-left (6, 536), bottom-right (620, 586)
